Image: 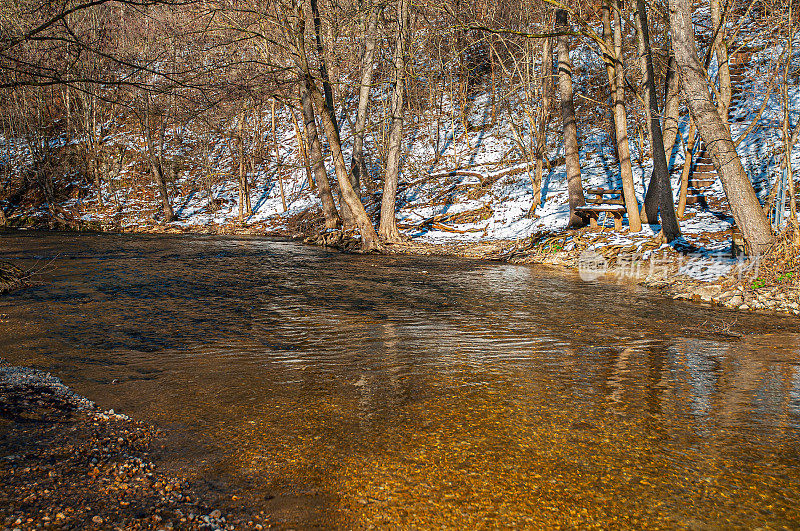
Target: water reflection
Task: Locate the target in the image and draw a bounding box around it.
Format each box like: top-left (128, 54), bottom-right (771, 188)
top-left (1, 232), bottom-right (800, 527)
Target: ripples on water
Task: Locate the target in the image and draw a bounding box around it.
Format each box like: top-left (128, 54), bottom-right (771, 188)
top-left (2, 232), bottom-right (800, 527)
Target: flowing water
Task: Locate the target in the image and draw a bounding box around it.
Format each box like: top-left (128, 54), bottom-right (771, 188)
top-left (2, 232), bottom-right (800, 528)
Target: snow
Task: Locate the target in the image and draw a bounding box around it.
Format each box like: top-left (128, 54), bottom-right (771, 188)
top-left (2, 26), bottom-right (799, 286)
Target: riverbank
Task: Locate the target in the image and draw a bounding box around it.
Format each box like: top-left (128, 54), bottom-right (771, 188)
top-left (0, 360), bottom-right (271, 530)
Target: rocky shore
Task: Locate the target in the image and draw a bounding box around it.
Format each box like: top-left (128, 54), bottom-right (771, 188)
top-left (0, 360), bottom-right (271, 530)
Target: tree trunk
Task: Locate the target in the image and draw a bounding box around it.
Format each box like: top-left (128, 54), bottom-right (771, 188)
top-left (273, 98), bottom-right (287, 212)
top-left (677, 119), bottom-right (696, 218)
top-left (669, 0), bottom-right (774, 254)
top-left (533, 32), bottom-right (553, 211)
top-left (555, 9), bottom-right (587, 228)
top-left (636, 0), bottom-right (680, 240)
top-left (298, 79), bottom-right (340, 229)
top-left (662, 55), bottom-right (681, 165)
top-left (610, 0), bottom-right (642, 232)
top-left (291, 1), bottom-right (380, 250)
top-left (602, 1), bottom-right (641, 231)
top-left (311, 81), bottom-right (382, 251)
top-left (782, 1), bottom-right (797, 231)
top-left (143, 96), bottom-right (174, 223)
top-left (237, 107), bottom-right (249, 224)
top-left (710, 0), bottom-right (732, 119)
top-left (291, 107), bottom-right (315, 190)
top-left (379, 0), bottom-right (409, 243)
top-left (351, 3), bottom-right (380, 193)
top-left (309, 0), bottom-right (338, 135)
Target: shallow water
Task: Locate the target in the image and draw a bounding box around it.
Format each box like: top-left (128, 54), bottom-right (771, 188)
top-left (2, 232), bottom-right (800, 528)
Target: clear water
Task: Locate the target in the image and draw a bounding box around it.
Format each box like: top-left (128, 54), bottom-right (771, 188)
top-left (2, 232), bottom-right (800, 528)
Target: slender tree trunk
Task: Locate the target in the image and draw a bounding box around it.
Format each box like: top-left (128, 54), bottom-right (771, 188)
top-left (237, 128), bottom-right (245, 224)
top-left (146, 128), bottom-right (174, 223)
top-left (351, 3), bottom-right (380, 193)
top-left (677, 119), bottom-right (696, 218)
top-left (311, 81), bottom-right (382, 251)
top-left (291, 107), bottom-right (315, 190)
top-left (142, 95), bottom-right (174, 222)
top-left (273, 98), bottom-right (287, 212)
top-left (291, 1), bottom-right (380, 250)
top-left (612, 0), bottom-right (642, 232)
top-left (298, 80), bottom-right (340, 229)
top-left (710, 0), bottom-right (732, 119)
top-left (309, 0), bottom-right (338, 135)
top-left (782, 1), bottom-right (797, 231)
top-left (533, 33), bottom-right (553, 211)
top-left (636, 0), bottom-right (680, 240)
top-left (379, 0), bottom-right (409, 243)
top-left (243, 105), bottom-right (251, 215)
top-left (555, 9), bottom-right (587, 228)
top-left (669, 0), bottom-right (774, 254)
top-left (662, 55), bottom-right (681, 165)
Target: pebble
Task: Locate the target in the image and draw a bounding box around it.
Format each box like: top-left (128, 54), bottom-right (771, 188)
top-left (209, 509), bottom-right (222, 519)
top-left (92, 515), bottom-right (103, 524)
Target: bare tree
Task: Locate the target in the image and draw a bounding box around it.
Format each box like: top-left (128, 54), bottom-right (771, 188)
top-left (602, 0), bottom-right (641, 232)
top-left (290, 0), bottom-right (380, 250)
top-left (297, 78), bottom-right (341, 229)
top-left (350, 2), bottom-right (381, 193)
top-left (669, 0), bottom-right (774, 254)
top-left (635, 0), bottom-right (680, 240)
top-left (379, 0), bottom-right (409, 243)
top-left (555, 9), bottom-right (586, 229)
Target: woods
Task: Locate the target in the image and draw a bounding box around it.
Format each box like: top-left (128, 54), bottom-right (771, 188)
top-left (0, 0), bottom-right (797, 256)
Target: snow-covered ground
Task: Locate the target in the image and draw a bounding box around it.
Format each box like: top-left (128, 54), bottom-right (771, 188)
top-left (3, 32), bottom-right (799, 284)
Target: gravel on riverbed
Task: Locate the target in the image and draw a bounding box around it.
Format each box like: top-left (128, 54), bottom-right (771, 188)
top-left (0, 359), bottom-right (271, 530)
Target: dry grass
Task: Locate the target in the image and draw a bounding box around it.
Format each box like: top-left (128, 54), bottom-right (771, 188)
top-left (754, 228), bottom-right (800, 287)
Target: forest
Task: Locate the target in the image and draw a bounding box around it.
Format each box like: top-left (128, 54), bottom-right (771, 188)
top-left (0, 0), bottom-right (798, 258)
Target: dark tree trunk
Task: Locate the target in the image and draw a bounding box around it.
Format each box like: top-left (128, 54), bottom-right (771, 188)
top-left (636, 0), bottom-right (680, 240)
top-left (291, 1), bottom-right (380, 251)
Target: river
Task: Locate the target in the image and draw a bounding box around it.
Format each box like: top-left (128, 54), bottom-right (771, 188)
top-left (1, 232), bottom-right (799, 528)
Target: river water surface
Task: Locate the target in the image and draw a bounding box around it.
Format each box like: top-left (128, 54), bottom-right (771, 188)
top-left (2, 232), bottom-right (800, 528)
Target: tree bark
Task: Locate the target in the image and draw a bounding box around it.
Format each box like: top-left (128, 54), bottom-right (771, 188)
top-left (555, 9), bottom-right (587, 228)
top-left (662, 55), bottom-right (681, 165)
top-left (311, 81), bottom-right (382, 251)
top-left (710, 0), bottom-right (732, 119)
top-left (677, 119), bottom-right (696, 218)
top-left (292, 2), bottom-right (380, 250)
top-left (143, 95), bottom-right (174, 223)
top-left (636, 0), bottom-right (680, 240)
top-left (782, 0), bottom-right (797, 231)
top-left (351, 3), bottom-right (380, 193)
top-left (298, 78), bottom-right (340, 229)
top-left (291, 107), bottom-right (315, 191)
top-left (272, 98), bottom-right (287, 212)
top-left (533, 32), bottom-right (553, 211)
top-left (669, 0), bottom-right (774, 254)
top-left (309, 0), bottom-right (338, 135)
top-left (604, 0), bottom-right (642, 232)
top-left (379, 0), bottom-right (409, 243)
